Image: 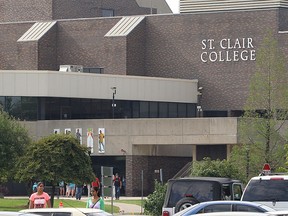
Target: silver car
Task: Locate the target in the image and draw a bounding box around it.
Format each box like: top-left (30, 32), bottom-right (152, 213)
top-left (20, 208), bottom-right (112, 216)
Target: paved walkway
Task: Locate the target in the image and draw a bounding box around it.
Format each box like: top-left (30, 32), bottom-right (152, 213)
top-left (103, 197), bottom-right (145, 215)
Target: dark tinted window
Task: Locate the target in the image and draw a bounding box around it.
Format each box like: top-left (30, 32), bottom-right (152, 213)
top-left (102, 9), bottom-right (114, 17)
top-left (203, 204), bottom-right (231, 213)
top-left (167, 180), bottom-right (222, 207)
top-left (242, 179), bottom-right (288, 201)
top-left (29, 213), bottom-right (52, 216)
top-left (234, 204), bottom-right (262, 212)
top-left (53, 213), bottom-right (72, 216)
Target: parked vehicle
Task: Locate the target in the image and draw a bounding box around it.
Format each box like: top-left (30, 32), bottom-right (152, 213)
top-left (267, 211), bottom-right (288, 216)
top-left (0, 212), bottom-right (40, 216)
top-left (179, 212), bottom-right (271, 216)
top-left (241, 175), bottom-right (288, 210)
top-left (20, 208), bottom-right (112, 216)
top-left (162, 177), bottom-right (244, 216)
top-left (173, 200), bottom-right (275, 216)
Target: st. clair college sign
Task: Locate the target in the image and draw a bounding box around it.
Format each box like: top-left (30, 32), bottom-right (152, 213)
top-left (201, 37), bottom-right (256, 63)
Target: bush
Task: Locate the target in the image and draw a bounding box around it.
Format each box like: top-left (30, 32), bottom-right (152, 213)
top-left (144, 180), bottom-right (167, 216)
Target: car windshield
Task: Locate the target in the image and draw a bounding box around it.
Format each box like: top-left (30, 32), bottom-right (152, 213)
top-left (242, 179), bottom-right (288, 201)
top-left (167, 180), bottom-right (221, 207)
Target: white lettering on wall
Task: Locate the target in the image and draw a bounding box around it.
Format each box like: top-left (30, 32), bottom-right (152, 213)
top-left (201, 37), bottom-right (256, 63)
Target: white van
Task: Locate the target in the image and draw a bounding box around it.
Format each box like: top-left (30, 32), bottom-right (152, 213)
top-left (241, 175), bottom-right (288, 210)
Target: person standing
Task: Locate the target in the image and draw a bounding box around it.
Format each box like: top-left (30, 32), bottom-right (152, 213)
top-left (32, 182), bottom-right (37, 193)
top-left (75, 183), bottom-right (83, 200)
top-left (113, 173), bottom-right (122, 200)
top-left (86, 187), bottom-right (105, 210)
top-left (69, 182), bottom-right (76, 198)
top-left (59, 181), bottom-right (65, 196)
top-left (91, 175), bottom-right (101, 188)
top-left (29, 182), bottom-right (51, 209)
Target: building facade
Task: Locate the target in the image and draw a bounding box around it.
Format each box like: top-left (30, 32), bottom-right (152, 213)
top-left (1, 0), bottom-right (288, 195)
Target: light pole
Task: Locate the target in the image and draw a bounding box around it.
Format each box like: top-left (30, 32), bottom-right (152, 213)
top-left (197, 86), bottom-right (203, 117)
top-left (111, 87), bottom-right (116, 118)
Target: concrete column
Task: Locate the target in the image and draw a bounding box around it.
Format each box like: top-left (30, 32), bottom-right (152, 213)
top-left (192, 145), bottom-right (197, 161)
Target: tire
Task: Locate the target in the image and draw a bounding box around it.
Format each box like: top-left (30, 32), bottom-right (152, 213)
top-left (175, 197), bottom-right (199, 212)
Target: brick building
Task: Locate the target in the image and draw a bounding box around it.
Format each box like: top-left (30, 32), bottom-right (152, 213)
top-left (1, 0), bottom-right (287, 196)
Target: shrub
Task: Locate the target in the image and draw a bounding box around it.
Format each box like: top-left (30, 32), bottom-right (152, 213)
top-left (144, 180), bottom-right (167, 216)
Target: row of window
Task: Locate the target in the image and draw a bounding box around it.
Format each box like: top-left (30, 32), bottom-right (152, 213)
top-left (0, 97), bottom-right (197, 121)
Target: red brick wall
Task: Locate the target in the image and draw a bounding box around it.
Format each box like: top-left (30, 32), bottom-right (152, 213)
top-left (0, 0), bottom-right (151, 23)
top-left (0, 0), bottom-right (52, 22)
top-left (144, 10), bottom-right (278, 111)
top-left (1, 9), bottom-right (287, 111)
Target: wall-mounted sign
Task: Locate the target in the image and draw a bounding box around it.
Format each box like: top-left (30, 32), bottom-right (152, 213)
top-left (201, 37), bottom-right (256, 63)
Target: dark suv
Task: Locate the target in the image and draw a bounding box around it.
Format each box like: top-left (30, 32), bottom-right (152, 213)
top-left (162, 177), bottom-right (243, 216)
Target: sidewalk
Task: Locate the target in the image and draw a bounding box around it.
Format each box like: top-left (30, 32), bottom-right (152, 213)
top-left (103, 197), bottom-right (145, 215)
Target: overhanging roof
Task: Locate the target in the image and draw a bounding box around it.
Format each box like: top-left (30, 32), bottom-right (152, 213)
top-left (0, 70), bottom-right (198, 103)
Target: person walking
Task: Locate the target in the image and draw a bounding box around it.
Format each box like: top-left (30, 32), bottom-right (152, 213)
top-left (86, 187), bottom-right (104, 210)
top-left (29, 182), bottom-right (51, 209)
top-left (113, 173), bottom-right (122, 200)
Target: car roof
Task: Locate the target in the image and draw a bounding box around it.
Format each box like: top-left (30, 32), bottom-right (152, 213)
top-left (169, 177), bottom-right (242, 184)
top-left (0, 212), bottom-right (41, 216)
top-left (188, 212), bottom-right (270, 216)
top-left (20, 208), bottom-right (111, 215)
top-left (250, 175), bottom-right (288, 180)
top-left (194, 200), bottom-right (272, 206)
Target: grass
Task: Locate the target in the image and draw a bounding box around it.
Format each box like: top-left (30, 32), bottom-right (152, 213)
top-left (113, 199), bottom-right (144, 206)
top-left (0, 198), bottom-right (119, 213)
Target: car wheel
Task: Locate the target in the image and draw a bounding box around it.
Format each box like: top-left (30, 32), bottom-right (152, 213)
top-left (175, 197), bottom-right (199, 212)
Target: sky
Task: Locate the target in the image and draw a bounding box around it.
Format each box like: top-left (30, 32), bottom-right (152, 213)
top-left (166, 0), bottom-right (180, 13)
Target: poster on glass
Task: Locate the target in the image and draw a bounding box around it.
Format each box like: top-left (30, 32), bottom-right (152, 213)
top-left (98, 128), bottom-right (105, 153)
top-left (87, 128), bottom-right (94, 153)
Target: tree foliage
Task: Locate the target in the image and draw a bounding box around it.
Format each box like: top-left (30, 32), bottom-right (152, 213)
top-left (15, 133), bottom-right (94, 206)
top-left (190, 158), bottom-right (246, 183)
top-left (0, 109), bottom-right (31, 183)
top-left (230, 31), bottom-right (288, 179)
top-left (144, 180), bottom-right (167, 216)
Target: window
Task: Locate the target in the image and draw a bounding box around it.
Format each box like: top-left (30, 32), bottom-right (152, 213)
top-left (102, 9), bottom-right (114, 17)
top-left (168, 103), bottom-right (177, 118)
top-left (140, 101), bottom-right (149, 118)
top-left (150, 102), bottom-right (158, 118)
top-left (203, 204), bottom-right (231, 213)
top-left (178, 103), bottom-right (186, 118)
top-left (234, 205), bottom-right (261, 212)
top-left (132, 101), bottom-right (140, 118)
top-left (159, 102), bottom-right (168, 118)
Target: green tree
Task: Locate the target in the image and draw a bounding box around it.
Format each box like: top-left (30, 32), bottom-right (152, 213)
top-left (144, 180), bottom-right (167, 216)
top-left (15, 133), bottom-right (94, 207)
top-left (0, 109), bottom-right (31, 184)
top-left (190, 158), bottom-right (246, 183)
top-left (230, 31), bottom-right (288, 179)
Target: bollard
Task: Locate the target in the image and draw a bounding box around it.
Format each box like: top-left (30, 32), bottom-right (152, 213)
top-left (59, 201), bottom-right (63, 208)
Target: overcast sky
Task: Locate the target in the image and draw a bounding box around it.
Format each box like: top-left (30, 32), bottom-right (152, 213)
top-left (166, 0), bottom-right (180, 13)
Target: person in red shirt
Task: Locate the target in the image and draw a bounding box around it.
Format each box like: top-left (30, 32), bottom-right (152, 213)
top-left (91, 175), bottom-right (100, 188)
top-left (29, 182), bottom-right (51, 208)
